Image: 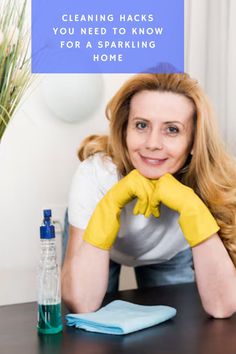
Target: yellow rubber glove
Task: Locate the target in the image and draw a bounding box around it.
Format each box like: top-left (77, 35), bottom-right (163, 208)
top-left (150, 173), bottom-right (220, 247)
top-left (83, 169), bottom-right (156, 250)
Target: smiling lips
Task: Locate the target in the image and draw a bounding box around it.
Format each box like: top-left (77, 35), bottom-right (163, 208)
top-left (140, 155), bottom-right (167, 166)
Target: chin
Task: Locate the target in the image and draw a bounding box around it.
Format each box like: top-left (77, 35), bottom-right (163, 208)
top-left (136, 168), bottom-right (167, 180)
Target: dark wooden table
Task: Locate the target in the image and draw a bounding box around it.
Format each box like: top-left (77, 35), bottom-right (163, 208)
top-left (1, 283), bottom-right (236, 354)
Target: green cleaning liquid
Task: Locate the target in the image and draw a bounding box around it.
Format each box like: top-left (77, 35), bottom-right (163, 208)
top-left (37, 303), bottom-right (63, 334)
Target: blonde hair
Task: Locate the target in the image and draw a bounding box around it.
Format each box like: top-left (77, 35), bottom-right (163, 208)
top-left (79, 73), bottom-right (236, 265)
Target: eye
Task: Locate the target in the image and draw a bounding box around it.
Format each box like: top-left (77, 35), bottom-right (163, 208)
top-left (136, 121), bottom-right (148, 130)
top-left (166, 126), bottom-right (179, 134)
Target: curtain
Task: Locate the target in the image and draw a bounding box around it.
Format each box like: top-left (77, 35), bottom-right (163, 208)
top-left (185, 0), bottom-right (236, 154)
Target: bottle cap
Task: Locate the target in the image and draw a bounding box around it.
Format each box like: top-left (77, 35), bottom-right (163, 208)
top-left (40, 209), bottom-right (55, 239)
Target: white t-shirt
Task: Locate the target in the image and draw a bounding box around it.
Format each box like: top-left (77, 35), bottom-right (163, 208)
top-left (68, 153), bottom-right (189, 267)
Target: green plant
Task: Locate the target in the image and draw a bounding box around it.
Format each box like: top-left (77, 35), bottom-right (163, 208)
top-left (0, 0), bottom-right (31, 139)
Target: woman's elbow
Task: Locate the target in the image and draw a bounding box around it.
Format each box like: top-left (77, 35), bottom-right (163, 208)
top-left (61, 277), bottom-right (102, 313)
top-left (203, 304), bottom-right (236, 319)
top-left (63, 294), bottom-right (100, 314)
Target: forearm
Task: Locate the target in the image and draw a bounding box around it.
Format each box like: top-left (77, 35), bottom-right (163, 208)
top-left (192, 233), bottom-right (236, 318)
top-left (62, 241), bottom-right (110, 313)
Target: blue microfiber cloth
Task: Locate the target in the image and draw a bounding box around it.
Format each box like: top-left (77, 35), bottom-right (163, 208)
top-left (66, 300), bottom-right (177, 335)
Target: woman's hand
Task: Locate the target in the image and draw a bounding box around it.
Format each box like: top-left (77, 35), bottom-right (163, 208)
top-left (150, 173), bottom-right (220, 247)
top-left (83, 169), bottom-right (156, 250)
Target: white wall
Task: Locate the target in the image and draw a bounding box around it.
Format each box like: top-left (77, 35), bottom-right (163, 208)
top-left (0, 73), bottom-right (133, 305)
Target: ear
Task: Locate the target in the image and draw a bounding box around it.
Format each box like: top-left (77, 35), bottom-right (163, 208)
top-left (190, 149), bottom-right (194, 155)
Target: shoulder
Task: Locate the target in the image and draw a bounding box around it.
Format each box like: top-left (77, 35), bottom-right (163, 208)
top-left (77, 152), bottom-right (117, 178)
top-left (68, 153), bottom-right (118, 228)
top-left (73, 153), bottom-right (118, 192)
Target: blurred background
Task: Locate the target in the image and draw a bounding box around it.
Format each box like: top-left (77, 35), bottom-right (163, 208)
top-left (0, 0), bottom-right (236, 305)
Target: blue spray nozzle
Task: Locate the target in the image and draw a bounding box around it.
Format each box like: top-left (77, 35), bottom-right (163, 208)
top-left (43, 209), bottom-right (52, 219)
top-left (40, 209), bottom-right (55, 239)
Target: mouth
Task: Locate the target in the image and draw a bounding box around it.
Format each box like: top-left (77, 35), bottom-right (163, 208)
top-left (140, 155), bottom-right (168, 166)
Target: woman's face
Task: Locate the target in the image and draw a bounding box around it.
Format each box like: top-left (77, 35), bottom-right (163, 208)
top-left (126, 90), bottom-right (195, 179)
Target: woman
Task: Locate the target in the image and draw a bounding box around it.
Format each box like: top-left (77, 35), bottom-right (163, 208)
top-left (62, 73), bottom-right (236, 318)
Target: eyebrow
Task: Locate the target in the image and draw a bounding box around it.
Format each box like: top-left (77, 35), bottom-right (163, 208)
top-left (131, 117), bottom-right (149, 122)
top-left (131, 117), bottom-right (185, 127)
top-left (165, 120), bottom-right (185, 127)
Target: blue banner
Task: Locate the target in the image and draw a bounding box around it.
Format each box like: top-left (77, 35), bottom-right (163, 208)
top-left (31, 0), bottom-right (184, 73)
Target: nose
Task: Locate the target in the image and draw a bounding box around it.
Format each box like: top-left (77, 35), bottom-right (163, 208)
top-left (145, 129), bottom-right (163, 150)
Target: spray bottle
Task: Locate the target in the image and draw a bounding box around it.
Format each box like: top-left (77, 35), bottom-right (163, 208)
top-left (37, 209), bottom-right (63, 334)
